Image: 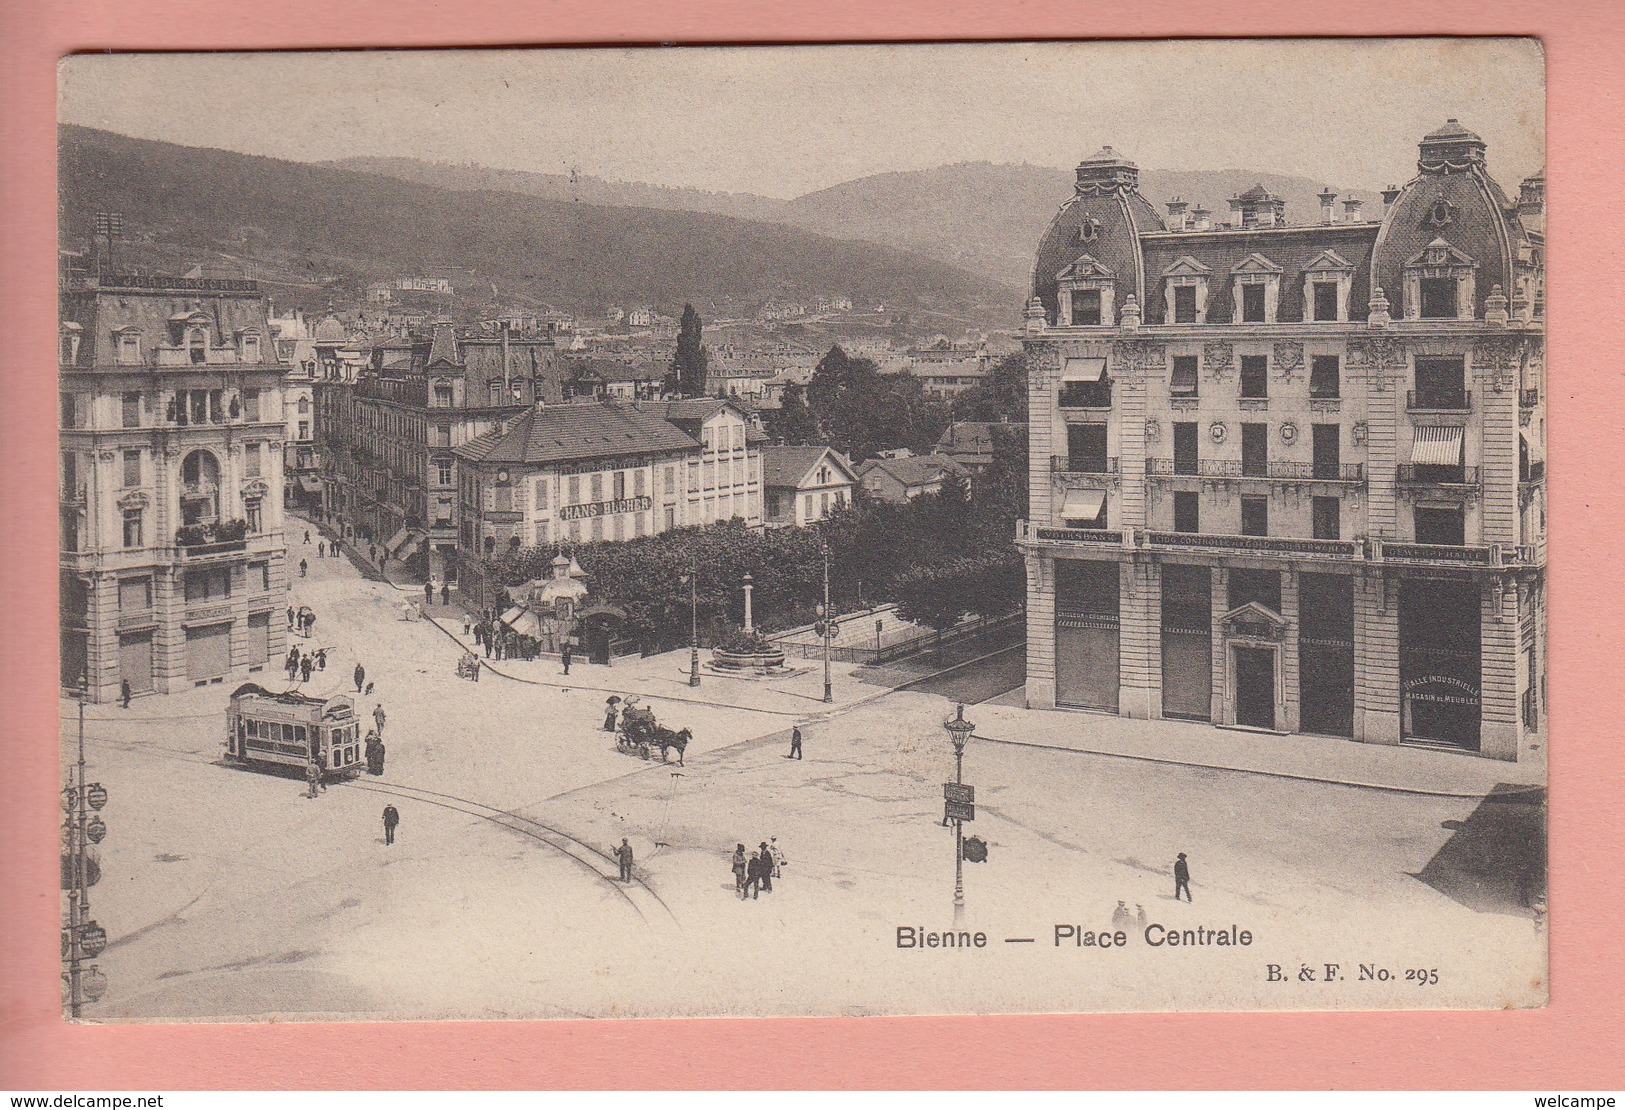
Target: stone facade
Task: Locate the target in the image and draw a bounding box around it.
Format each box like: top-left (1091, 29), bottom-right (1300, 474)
top-left (1019, 123), bottom-right (1546, 761)
top-left (60, 273), bottom-right (291, 702)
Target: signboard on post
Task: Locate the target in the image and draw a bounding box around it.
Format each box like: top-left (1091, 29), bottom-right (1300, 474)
top-left (944, 799), bottom-right (975, 822)
top-left (943, 783), bottom-right (974, 804)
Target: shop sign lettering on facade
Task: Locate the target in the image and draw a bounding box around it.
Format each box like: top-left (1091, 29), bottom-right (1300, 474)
top-left (558, 495), bottom-right (653, 522)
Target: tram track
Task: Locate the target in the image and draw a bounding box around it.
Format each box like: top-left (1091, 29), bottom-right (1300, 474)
top-left (336, 778), bottom-right (677, 926)
top-left (74, 728), bottom-right (678, 928)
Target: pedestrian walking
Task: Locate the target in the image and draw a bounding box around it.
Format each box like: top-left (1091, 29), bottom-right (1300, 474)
top-left (120, 679), bottom-right (132, 709)
top-left (365, 731), bottom-right (383, 775)
top-left (743, 850), bottom-right (763, 900)
top-left (758, 841), bottom-right (774, 893)
top-left (299, 558), bottom-right (308, 578)
top-left (561, 642), bottom-right (573, 675)
top-left (316, 648), bottom-right (327, 671)
top-left (1135, 904), bottom-right (1148, 937)
top-left (1174, 852), bottom-right (1193, 902)
top-left (614, 838), bottom-right (634, 883)
top-left (603, 698), bottom-right (619, 733)
top-left (287, 606), bottom-right (296, 630)
top-left (424, 582), bottom-right (434, 608)
top-left (1112, 900), bottom-right (1133, 934)
top-left (464, 616), bottom-right (473, 636)
top-left (441, 583), bottom-right (451, 606)
top-left (354, 663), bottom-right (365, 693)
top-left (372, 737), bottom-right (386, 776)
top-left (300, 656), bottom-right (314, 683)
top-left (787, 724), bottom-right (802, 760)
top-left (769, 837), bottom-right (784, 880)
top-left (382, 804), bottom-right (399, 845)
top-left (373, 703), bottom-right (387, 735)
top-left (732, 843), bottom-right (748, 893)
top-left (369, 543), bottom-right (378, 564)
top-left (304, 530), bottom-right (311, 544)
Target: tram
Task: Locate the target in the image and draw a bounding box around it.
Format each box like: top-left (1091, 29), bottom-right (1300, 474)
top-left (225, 683), bottom-right (364, 778)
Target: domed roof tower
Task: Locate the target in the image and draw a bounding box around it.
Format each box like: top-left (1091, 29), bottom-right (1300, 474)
top-left (1029, 145), bottom-right (1164, 325)
top-left (1370, 119), bottom-right (1530, 320)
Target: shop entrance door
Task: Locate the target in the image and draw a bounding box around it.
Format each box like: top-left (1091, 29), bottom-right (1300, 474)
top-left (1234, 647), bottom-right (1276, 730)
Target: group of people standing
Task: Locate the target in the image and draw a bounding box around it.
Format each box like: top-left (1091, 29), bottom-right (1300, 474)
top-left (468, 611), bottom-right (546, 662)
top-left (285, 643), bottom-right (327, 684)
top-left (303, 530), bottom-right (341, 560)
top-left (731, 839), bottom-right (784, 901)
top-left (286, 605), bottom-right (317, 639)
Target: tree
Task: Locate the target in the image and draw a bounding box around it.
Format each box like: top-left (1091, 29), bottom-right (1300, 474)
top-left (765, 382), bottom-right (819, 444)
top-left (668, 303), bottom-right (709, 397)
top-left (951, 351), bottom-right (1029, 424)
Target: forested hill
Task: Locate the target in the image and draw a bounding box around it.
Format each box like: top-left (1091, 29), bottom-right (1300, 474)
top-left (58, 126), bottom-right (1017, 319)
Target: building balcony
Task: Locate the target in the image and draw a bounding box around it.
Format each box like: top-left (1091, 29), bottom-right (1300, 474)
top-left (1057, 383), bottom-right (1113, 410)
top-left (60, 484), bottom-right (87, 507)
top-left (1406, 390), bottom-right (1473, 413)
top-left (1396, 464), bottom-right (1481, 487)
top-left (1147, 458), bottom-right (1365, 483)
top-left (176, 519), bottom-right (249, 559)
top-left (1050, 455), bottom-right (1118, 477)
top-left (1519, 387), bottom-right (1540, 409)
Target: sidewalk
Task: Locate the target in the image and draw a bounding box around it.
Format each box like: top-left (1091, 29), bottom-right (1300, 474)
top-left (965, 700), bottom-right (1546, 797)
top-left (420, 611), bottom-right (891, 720)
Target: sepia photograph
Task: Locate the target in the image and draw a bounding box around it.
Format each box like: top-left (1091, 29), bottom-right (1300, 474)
top-left (53, 38), bottom-right (1547, 1023)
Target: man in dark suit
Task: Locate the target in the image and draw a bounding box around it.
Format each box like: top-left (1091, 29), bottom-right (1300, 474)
top-left (1174, 852), bottom-right (1192, 902)
top-left (383, 805), bottom-right (399, 845)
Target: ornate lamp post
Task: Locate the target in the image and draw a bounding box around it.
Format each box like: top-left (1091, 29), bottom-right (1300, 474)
top-left (687, 556), bottom-right (701, 688)
top-left (742, 572), bottom-right (755, 632)
top-left (944, 703), bottom-right (975, 926)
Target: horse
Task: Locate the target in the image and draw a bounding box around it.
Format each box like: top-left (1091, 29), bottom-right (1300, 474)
top-left (652, 726), bottom-right (691, 766)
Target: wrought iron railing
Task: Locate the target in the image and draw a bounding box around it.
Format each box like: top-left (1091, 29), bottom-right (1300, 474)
top-left (1145, 531), bottom-right (1358, 558)
top-left (1406, 390), bottom-right (1472, 412)
top-left (1147, 458), bottom-right (1364, 482)
top-left (1050, 455), bottom-right (1119, 475)
top-left (1396, 465), bottom-right (1481, 485)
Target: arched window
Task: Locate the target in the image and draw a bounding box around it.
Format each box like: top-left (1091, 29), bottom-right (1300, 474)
top-left (179, 450), bottom-right (221, 526)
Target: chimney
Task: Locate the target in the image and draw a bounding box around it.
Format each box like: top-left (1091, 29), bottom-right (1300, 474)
top-left (1318, 187), bottom-right (1338, 224)
top-left (1190, 204), bottom-right (1211, 231)
top-left (1166, 195), bottom-right (1189, 231)
top-left (1342, 195), bottom-right (1364, 223)
top-left (1381, 184), bottom-right (1402, 215)
top-left (1518, 172), bottom-right (1545, 219)
top-left (1228, 196), bottom-right (1245, 228)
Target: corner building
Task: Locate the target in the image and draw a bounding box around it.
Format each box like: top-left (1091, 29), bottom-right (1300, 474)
top-left (59, 273), bottom-right (290, 701)
top-left (1018, 122), bottom-right (1546, 760)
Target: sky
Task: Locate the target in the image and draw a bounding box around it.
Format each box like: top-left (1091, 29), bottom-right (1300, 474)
top-left (58, 39), bottom-right (1545, 199)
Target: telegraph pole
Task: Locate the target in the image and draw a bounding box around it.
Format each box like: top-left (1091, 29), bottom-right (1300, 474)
top-left (688, 555), bottom-right (701, 687)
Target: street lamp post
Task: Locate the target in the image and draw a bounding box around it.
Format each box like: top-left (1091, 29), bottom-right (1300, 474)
top-left (944, 703), bottom-right (975, 926)
top-left (821, 545), bottom-right (833, 703)
top-left (688, 556), bottom-right (701, 688)
top-left (742, 572), bottom-right (754, 632)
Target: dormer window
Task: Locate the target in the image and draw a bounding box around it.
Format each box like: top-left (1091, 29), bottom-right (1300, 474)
top-left (1161, 257), bottom-right (1212, 325)
top-left (114, 328), bottom-right (142, 366)
top-left (1301, 249), bottom-right (1356, 322)
top-left (60, 326), bottom-right (82, 365)
top-left (240, 332), bottom-right (261, 363)
top-left (1229, 254), bottom-right (1283, 324)
top-left (1055, 254), bottom-right (1116, 327)
top-left (1403, 238), bottom-right (1477, 321)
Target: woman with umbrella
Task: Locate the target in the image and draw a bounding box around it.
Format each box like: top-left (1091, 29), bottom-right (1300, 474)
top-left (603, 696), bottom-right (621, 733)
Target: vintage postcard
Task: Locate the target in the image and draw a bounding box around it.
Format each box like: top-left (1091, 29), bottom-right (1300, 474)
top-left (54, 39), bottom-right (1546, 1022)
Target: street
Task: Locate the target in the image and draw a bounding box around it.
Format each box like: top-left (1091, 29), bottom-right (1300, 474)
top-left (67, 524), bottom-right (1544, 1021)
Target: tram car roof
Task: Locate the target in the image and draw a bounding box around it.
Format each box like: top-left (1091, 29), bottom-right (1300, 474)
top-left (229, 682), bottom-right (356, 718)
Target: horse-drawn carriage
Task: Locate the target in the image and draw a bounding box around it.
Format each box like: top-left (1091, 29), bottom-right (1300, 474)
top-left (615, 700), bottom-right (690, 765)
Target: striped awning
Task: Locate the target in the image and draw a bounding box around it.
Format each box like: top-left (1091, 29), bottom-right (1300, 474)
top-left (1062, 357), bottom-right (1108, 382)
top-left (383, 526), bottom-right (411, 554)
top-left (1410, 425), bottom-right (1464, 467)
top-left (1060, 489), bottom-right (1107, 523)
